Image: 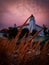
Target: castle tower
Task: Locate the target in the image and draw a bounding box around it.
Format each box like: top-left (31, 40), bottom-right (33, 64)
top-left (29, 15), bottom-right (36, 33)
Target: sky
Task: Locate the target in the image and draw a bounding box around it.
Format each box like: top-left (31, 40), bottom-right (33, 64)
top-left (0, 0), bottom-right (49, 29)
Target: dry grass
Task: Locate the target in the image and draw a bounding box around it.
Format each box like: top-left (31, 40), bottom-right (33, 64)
top-left (0, 16), bottom-right (49, 65)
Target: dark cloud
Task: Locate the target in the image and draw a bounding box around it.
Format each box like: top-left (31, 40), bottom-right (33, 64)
top-left (0, 0), bottom-right (49, 5)
top-left (0, 0), bottom-right (49, 8)
top-left (26, 0), bottom-right (49, 9)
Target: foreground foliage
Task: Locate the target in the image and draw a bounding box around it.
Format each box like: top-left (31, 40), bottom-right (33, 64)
top-left (0, 15), bottom-right (49, 65)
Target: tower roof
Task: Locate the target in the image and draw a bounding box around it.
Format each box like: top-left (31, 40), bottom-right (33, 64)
top-left (30, 14), bottom-right (34, 18)
top-left (30, 14), bottom-right (35, 22)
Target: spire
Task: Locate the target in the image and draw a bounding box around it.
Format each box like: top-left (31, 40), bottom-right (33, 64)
top-left (30, 14), bottom-right (35, 21)
top-left (29, 14), bottom-right (36, 33)
top-left (30, 14), bottom-right (34, 18)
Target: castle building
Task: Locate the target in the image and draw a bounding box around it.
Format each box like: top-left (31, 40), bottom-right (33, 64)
top-left (23, 15), bottom-right (44, 36)
top-left (0, 15), bottom-right (44, 37)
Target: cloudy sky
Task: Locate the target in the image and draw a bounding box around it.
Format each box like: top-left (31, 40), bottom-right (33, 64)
top-left (0, 0), bottom-right (49, 29)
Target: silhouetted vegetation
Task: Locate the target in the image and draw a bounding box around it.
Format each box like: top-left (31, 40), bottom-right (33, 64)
top-left (19, 28), bottom-right (29, 39)
top-left (43, 24), bottom-right (48, 36)
top-left (3, 33), bottom-right (8, 38)
top-left (16, 28), bottom-right (29, 45)
top-left (47, 30), bottom-right (49, 36)
top-left (3, 27), bottom-right (30, 41)
top-left (31, 29), bottom-right (37, 36)
top-left (8, 27), bottom-right (18, 39)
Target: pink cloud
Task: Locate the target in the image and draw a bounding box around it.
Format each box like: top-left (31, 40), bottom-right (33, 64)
top-left (0, 0), bottom-right (49, 29)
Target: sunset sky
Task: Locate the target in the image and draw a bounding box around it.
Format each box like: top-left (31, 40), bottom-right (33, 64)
top-left (0, 0), bottom-right (49, 29)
